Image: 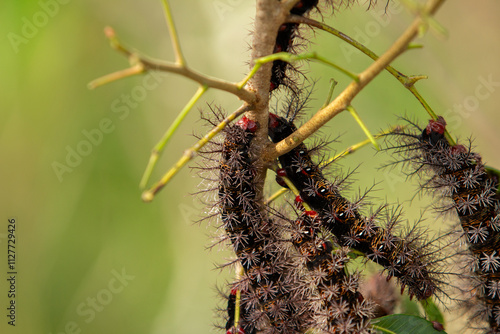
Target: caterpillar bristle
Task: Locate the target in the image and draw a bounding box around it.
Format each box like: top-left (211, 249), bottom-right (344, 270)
top-left (268, 1), bottom-right (323, 94)
top-left (168, 1), bottom-right (499, 332)
top-left (206, 109), bottom-right (318, 333)
top-left (387, 115), bottom-right (500, 332)
top-left (268, 112), bottom-right (441, 302)
top-left (270, 204), bottom-right (375, 333)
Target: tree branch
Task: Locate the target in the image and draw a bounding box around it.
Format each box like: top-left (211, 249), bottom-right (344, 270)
top-left (89, 27), bottom-right (257, 104)
top-left (265, 0), bottom-right (446, 162)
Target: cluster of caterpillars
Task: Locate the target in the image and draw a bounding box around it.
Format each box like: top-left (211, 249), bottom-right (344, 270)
top-left (216, 111), bottom-right (499, 334)
top-left (210, 1), bottom-right (500, 333)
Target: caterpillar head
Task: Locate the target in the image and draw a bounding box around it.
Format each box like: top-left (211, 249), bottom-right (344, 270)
top-left (422, 116), bottom-right (447, 146)
top-left (236, 116), bottom-right (258, 133)
top-left (268, 113), bottom-right (297, 141)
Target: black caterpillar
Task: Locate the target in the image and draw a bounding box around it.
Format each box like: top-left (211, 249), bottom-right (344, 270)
top-left (218, 116), bottom-right (309, 334)
top-left (390, 116), bottom-right (500, 333)
top-left (268, 112), bottom-right (438, 301)
top-left (284, 208), bottom-right (375, 333)
top-left (270, 0), bottom-right (319, 92)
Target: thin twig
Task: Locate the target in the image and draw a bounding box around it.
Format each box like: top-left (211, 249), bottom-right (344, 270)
top-left (326, 125), bottom-right (404, 164)
top-left (346, 105), bottom-right (380, 150)
top-left (89, 27), bottom-right (257, 104)
top-left (267, 125), bottom-right (402, 203)
top-left (160, 0), bottom-right (185, 66)
top-left (288, 11), bottom-right (455, 145)
top-left (266, 0), bottom-right (446, 162)
top-left (140, 85), bottom-right (208, 189)
top-left (142, 104), bottom-right (252, 202)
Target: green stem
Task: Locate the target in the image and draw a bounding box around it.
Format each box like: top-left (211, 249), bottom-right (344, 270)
top-left (161, 0), bottom-right (186, 66)
top-left (233, 264), bottom-right (244, 330)
top-left (346, 105), bottom-right (379, 150)
top-left (238, 51), bottom-right (359, 89)
top-left (322, 79), bottom-right (338, 109)
top-left (280, 175), bottom-right (313, 212)
top-left (326, 125), bottom-right (403, 165)
top-left (312, 53), bottom-right (359, 82)
top-left (265, 188), bottom-right (289, 205)
top-left (140, 85), bottom-right (208, 189)
top-left (142, 104), bottom-right (251, 201)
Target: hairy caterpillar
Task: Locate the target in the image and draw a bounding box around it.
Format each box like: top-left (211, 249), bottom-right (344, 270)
top-left (285, 209), bottom-right (375, 333)
top-left (268, 112), bottom-right (439, 301)
top-left (225, 288), bottom-right (256, 334)
top-left (270, 0), bottom-right (319, 92)
top-left (390, 116), bottom-right (500, 332)
top-left (218, 115), bottom-right (309, 334)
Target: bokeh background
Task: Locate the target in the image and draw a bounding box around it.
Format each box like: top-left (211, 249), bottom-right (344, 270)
top-left (1, 1), bottom-right (499, 333)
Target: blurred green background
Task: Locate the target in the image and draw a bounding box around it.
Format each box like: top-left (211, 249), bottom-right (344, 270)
top-left (0, 1), bottom-right (499, 333)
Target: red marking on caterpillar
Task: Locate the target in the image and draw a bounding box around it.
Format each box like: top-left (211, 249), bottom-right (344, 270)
top-left (226, 328), bottom-right (245, 334)
top-left (277, 168), bottom-right (287, 177)
top-left (236, 116), bottom-right (257, 133)
top-left (294, 195), bottom-right (304, 210)
top-left (451, 144), bottom-right (467, 154)
top-left (276, 168), bottom-right (289, 188)
top-left (268, 113), bottom-right (438, 301)
top-left (390, 116), bottom-right (500, 331)
top-left (305, 210), bottom-right (317, 218)
top-left (275, 175), bottom-right (288, 188)
top-left (269, 112), bottom-right (281, 129)
top-left (425, 116), bottom-right (446, 135)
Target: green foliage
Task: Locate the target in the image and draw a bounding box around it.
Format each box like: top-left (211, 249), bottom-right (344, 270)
top-left (372, 314), bottom-right (446, 334)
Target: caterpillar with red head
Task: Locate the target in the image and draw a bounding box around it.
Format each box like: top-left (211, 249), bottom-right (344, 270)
top-left (218, 115), bottom-right (309, 334)
top-left (268, 112), bottom-right (439, 301)
top-left (389, 116), bottom-right (500, 333)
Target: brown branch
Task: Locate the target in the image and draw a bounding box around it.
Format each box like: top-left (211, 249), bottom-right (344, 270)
top-left (264, 0), bottom-right (446, 162)
top-left (247, 1), bottom-right (281, 132)
top-left (138, 58), bottom-right (257, 103)
top-left (90, 28), bottom-right (257, 104)
top-left (247, 0), bottom-right (294, 200)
